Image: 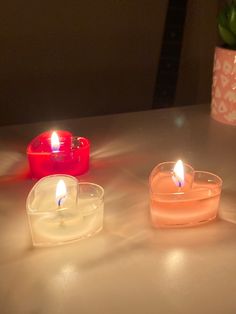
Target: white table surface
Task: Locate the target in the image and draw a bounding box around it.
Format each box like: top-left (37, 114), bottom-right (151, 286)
top-left (0, 105), bottom-right (236, 314)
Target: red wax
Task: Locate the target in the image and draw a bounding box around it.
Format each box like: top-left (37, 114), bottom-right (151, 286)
top-left (27, 130), bottom-right (90, 179)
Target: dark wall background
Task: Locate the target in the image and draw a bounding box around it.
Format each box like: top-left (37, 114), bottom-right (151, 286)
top-left (0, 0), bottom-right (225, 126)
top-left (0, 0), bottom-right (168, 125)
top-left (175, 0), bottom-right (222, 107)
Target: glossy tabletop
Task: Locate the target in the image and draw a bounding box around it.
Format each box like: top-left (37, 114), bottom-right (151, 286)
top-left (0, 105), bottom-right (236, 314)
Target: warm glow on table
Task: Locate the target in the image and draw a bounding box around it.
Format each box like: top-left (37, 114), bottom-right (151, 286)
top-left (0, 105), bottom-right (235, 314)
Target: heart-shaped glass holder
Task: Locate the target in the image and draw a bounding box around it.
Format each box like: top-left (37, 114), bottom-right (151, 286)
top-left (26, 175), bottom-right (104, 247)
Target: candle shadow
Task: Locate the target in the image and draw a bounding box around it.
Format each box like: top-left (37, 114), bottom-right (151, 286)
top-left (0, 177), bottom-right (37, 266)
top-left (0, 244), bottom-right (35, 266)
top-left (89, 134), bottom-right (152, 174)
top-left (0, 150), bottom-right (30, 184)
top-left (219, 188), bottom-right (236, 224)
top-left (71, 211), bottom-right (236, 272)
top-left (146, 218), bottom-right (236, 248)
top-left (91, 138), bottom-right (132, 159)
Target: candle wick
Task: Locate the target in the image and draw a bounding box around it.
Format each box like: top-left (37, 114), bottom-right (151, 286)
top-left (57, 197), bottom-right (66, 226)
top-left (58, 195), bottom-right (66, 207)
top-left (58, 198), bottom-right (62, 207)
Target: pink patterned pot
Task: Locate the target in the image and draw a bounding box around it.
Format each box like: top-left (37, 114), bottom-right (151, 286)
top-left (211, 46), bottom-right (236, 126)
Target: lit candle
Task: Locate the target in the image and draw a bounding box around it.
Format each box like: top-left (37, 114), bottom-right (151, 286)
top-left (51, 131), bottom-right (60, 153)
top-left (172, 159), bottom-right (184, 188)
top-left (26, 175), bottom-right (104, 247)
top-left (149, 160), bottom-right (222, 228)
top-left (56, 179), bottom-right (67, 206)
top-left (27, 130), bottom-right (90, 179)
top-left (55, 179), bottom-right (67, 226)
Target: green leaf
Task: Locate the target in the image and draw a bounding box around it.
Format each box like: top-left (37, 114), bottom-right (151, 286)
top-left (218, 24), bottom-right (236, 46)
top-left (218, 3), bottom-right (233, 28)
top-left (229, 6), bottom-right (236, 35)
top-left (218, 10), bottom-right (228, 28)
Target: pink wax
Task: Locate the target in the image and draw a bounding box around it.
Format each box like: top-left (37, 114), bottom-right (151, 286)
top-left (149, 163), bottom-right (222, 228)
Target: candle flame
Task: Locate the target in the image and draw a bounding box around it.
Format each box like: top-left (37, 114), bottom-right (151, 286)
top-left (56, 179), bottom-right (67, 207)
top-left (172, 160), bottom-right (184, 188)
top-left (51, 131), bottom-right (60, 152)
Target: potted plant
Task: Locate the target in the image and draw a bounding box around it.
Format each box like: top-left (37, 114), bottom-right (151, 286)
top-left (212, 0), bottom-right (236, 125)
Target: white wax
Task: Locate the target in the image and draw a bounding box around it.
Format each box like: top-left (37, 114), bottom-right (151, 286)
top-left (29, 198), bottom-right (103, 246)
top-left (27, 176), bottom-right (104, 246)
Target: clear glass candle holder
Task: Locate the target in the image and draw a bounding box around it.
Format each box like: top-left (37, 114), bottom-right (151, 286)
top-left (149, 162), bottom-right (222, 228)
top-left (26, 175), bottom-right (104, 247)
